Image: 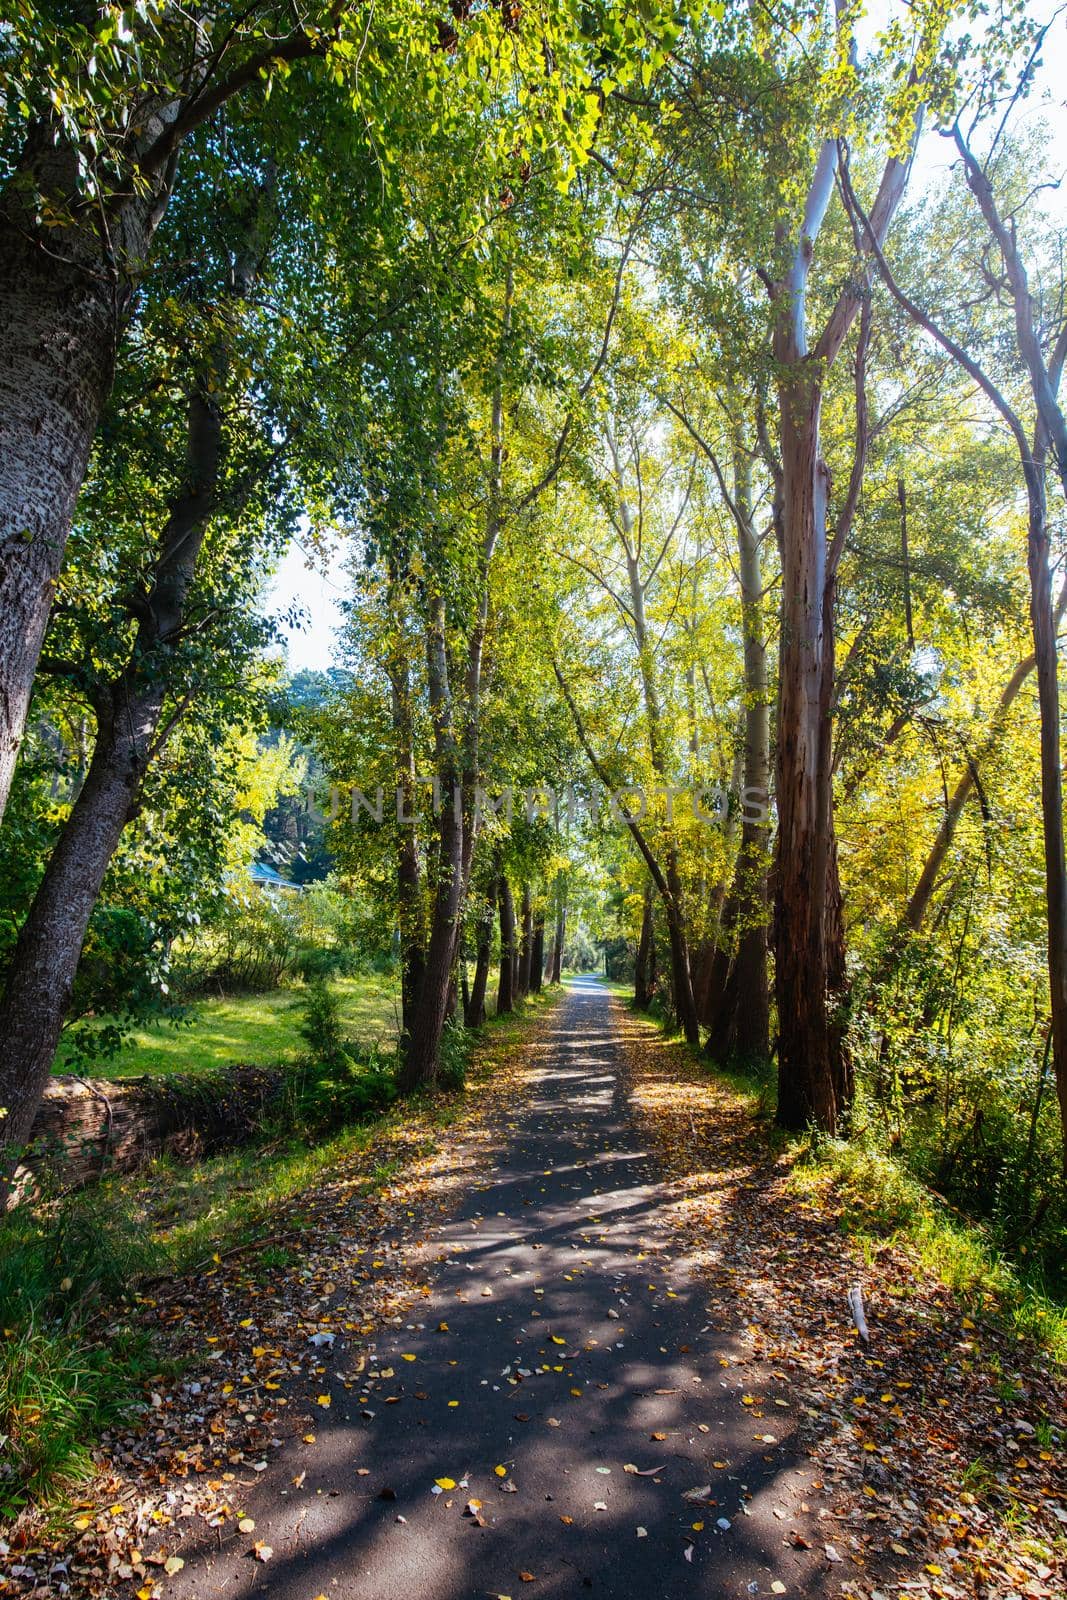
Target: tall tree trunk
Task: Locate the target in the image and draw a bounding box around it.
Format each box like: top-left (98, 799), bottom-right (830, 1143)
top-left (496, 875), bottom-right (516, 1015)
top-left (399, 596), bottom-right (464, 1093)
top-left (0, 131), bottom-right (174, 826)
top-left (770, 122), bottom-right (914, 1131)
top-left (400, 264), bottom-right (513, 1089)
top-left (704, 445), bottom-right (771, 1063)
top-left (0, 690), bottom-right (161, 1172)
top-left (0, 376), bottom-right (222, 1179)
top-left (516, 884), bottom-right (533, 999)
top-left (466, 881), bottom-right (496, 1028)
top-left (634, 882), bottom-right (655, 1008)
top-left (530, 908), bottom-right (545, 994)
top-left (774, 376), bottom-right (846, 1131)
top-left (551, 889), bottom-right (565, 984)
top-left (607, 442), bottom-right (700, 1048)
top-left (730, 448), bottom-right (771, 1061)
top-left (390, 652), bottom-right (424, 1038)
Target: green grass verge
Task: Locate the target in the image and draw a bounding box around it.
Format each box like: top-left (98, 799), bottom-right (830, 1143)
top-left (610, 985), bottom-right (1067, 1368)
top-left (3, 981), bottom-right (563, 1517)
top-left (785, 1134), bottom-right (1067, 1366)
top-left (54, 974), bottom-right (400, 1080)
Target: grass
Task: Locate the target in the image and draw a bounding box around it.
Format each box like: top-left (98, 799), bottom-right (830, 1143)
top-left (2, 980), bottom-right (562, 1517)
top-left (607, 978), bottom-right (1067, 1368)
top-left (54, 973), bottom-right (400, 1080)
top-left (785, 1132), bottom-right (1067, 1365)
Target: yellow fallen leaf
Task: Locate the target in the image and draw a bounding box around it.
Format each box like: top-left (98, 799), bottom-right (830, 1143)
top-left (435, 1477), bottom-right (457, 1490)
top-left (494, 1465), bottom-right (507, 1477)
top-left (402, 1354), bottom-right (416, 1361)
top-left (238, 1518), bottom-right (255, 1534)
top-left (73, 1517), bottom-right (90, 1531)
top-left (316, 1395), bottom-right (331, 1408)
top-left (164, 1556), bottom-right (184, 1575)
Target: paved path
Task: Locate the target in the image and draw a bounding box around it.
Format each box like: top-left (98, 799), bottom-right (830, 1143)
top-left (173, 978), bottom-right (818, 1600)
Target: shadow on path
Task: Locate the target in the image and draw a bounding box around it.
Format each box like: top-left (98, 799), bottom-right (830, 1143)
top-left (170, 977), bottom-right (823, 1600)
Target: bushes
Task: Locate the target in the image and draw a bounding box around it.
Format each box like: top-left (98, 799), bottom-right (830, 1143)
top-left (290, 977), bottom-right (398, 1131)
top-left (847, 955), bottom-right (1067, 1290)
top-left (0, 1191), bottom-right (155, 1513)
top-left (175, 876), bottom-right (395, 997)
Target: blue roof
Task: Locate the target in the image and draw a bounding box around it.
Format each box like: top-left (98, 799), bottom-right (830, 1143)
top-left (248, 862), bottom-right (302, 890)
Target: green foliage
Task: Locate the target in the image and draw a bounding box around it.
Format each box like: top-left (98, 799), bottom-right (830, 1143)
top-left (291, 978), bottom-right (398, 1130)
top-left (0, 1191), bottom-right (156, 1513)
top-left (55, 976), bottom-right (399, 1080)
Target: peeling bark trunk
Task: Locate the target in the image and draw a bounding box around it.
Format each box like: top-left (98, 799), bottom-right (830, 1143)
top-left (774, 379), bottom-right (845, 1131)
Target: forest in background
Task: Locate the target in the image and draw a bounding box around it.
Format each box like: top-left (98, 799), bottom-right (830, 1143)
top-left (1, 0), bottom-right (1067, 1518)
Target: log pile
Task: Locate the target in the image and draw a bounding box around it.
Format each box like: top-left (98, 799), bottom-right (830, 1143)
top-left (23, 1065), bottom-right (289, 1190)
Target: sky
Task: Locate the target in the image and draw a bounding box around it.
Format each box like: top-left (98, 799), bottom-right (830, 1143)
top-left (266, 536), bottom-right (350, 673)
top-left (264, 2), bottom-right (1067, 676)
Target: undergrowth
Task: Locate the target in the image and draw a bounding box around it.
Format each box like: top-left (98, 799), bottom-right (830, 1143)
top-left (616, 985), bottom-right (1067, 1369)
top-left (0, 981), bottom-right (557, 1517)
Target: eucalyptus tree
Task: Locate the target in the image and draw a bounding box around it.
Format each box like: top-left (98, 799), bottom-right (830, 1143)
top-left (851, 27), bottom-right (1067, 1165)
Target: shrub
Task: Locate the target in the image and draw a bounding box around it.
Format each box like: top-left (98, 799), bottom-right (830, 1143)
top-left (290, 978), bottom-right (398, 1131)
top-left (0, 1192), bottom-right (155, 1514)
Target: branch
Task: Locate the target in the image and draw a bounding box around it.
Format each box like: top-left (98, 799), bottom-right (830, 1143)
top-left (815, 122), bottom-right (921, 366)
top-left (827, 289), bottom-right (872, 582)
top-left (838, 157), bottom-right (1033, 465)
top-left (552, 658), bottom-right (674, 907)
top-left (511, 209), bottom-right (643, 518)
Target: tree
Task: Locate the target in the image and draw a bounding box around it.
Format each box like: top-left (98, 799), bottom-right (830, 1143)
top-left (0, 0), bottom-right (683, 826)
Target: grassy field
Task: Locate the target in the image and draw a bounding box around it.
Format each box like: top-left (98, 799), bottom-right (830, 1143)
top-left (54, 974), bottom-right (400, 1081)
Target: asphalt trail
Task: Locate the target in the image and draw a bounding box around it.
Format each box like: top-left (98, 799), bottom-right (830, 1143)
top-left (172, 977), bottom-right (821, 1600)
